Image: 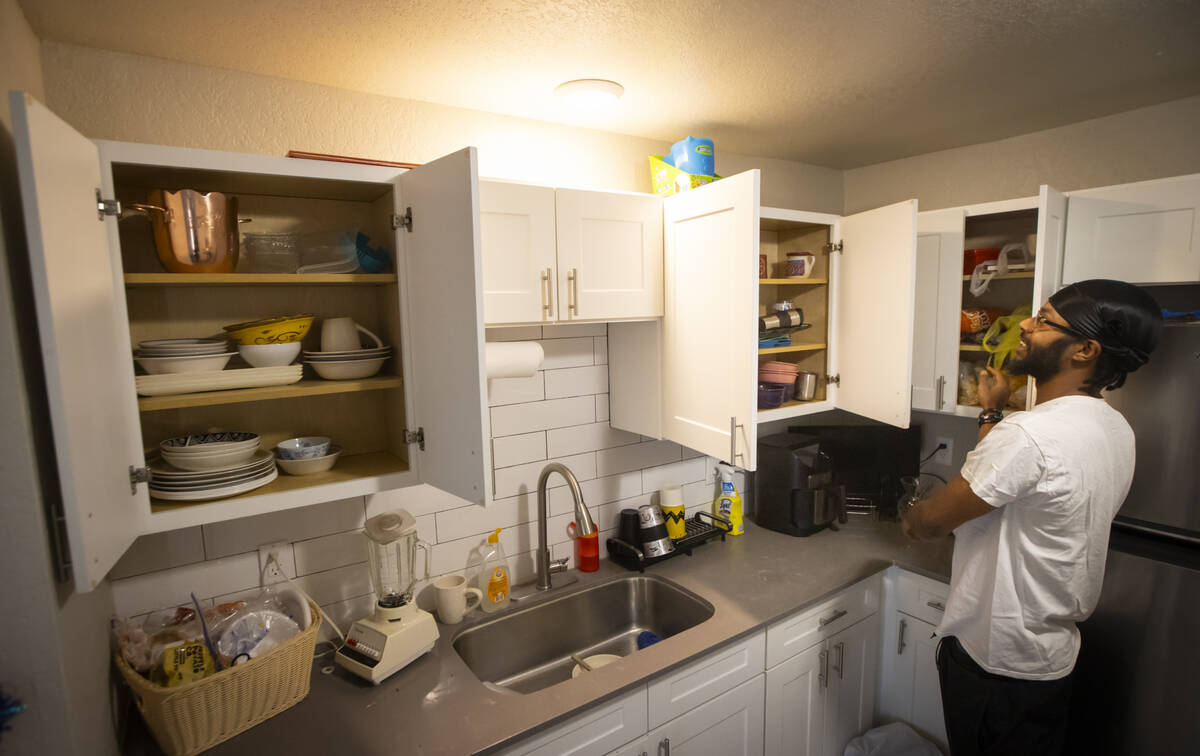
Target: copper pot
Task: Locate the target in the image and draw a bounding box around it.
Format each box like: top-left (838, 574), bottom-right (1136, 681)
top-left (123, 190), bottom-right (250, 273)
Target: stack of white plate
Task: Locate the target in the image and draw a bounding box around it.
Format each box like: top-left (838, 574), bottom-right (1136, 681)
top-left (303, 345), bottom-right (392, 380)
top-left (135, 338), bottom-right (235, 375)
top-left (136, 364), bottom-right (303, 397)
top-left (159, 431), bottom-right (260, 470)
top-left (149, 450), bottom-right (278, 502)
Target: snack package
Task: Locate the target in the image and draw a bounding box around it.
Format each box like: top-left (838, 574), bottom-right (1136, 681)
top-left (958, 362), bottom-right (979, 406)
top-left (160, 641), bottom-right (215, 687)
top-left (960, 307), bottom-right (1006, 334)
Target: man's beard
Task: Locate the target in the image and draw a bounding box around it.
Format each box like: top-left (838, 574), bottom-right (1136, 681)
top-left (1006, 336), bottom-right (1076, 383)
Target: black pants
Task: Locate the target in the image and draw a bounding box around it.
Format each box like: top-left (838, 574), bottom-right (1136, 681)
top-left (936, 636), bottom-right (1073, 756)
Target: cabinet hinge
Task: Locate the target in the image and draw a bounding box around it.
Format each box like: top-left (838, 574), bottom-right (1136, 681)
top-left (826, 374), bottom-right (840, 386)
top-left (96, 189), bottom-right (121, 220)
top-left (129, 465), bottom-right (149, 494)
top-left (391, 207), bottom-right (413, 232)
top-left (822, 241), bottom-right (843, 255)
top-left (404, 427), bottom-right (425, 450)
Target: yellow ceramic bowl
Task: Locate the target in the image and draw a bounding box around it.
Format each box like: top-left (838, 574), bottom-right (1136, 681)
top-left (223, 314), bottom-right (314, 345)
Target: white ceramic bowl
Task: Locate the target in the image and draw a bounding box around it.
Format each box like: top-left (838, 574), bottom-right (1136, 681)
top-left (161, 446), bottom-right (259, 471)
top-left (276, 436), bottom-right (332, 460)
top-left (135, 352), bottom-right (234, 375)
top-left (309, 357), bottom-right (387, 380)
top-left (275, 446), bottom-right (341, 475)
top-left (239, 342), bottom-right (302, 368)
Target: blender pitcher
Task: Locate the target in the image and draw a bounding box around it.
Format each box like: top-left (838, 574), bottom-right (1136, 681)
top-left (364, 509), bottom-right (431, 608)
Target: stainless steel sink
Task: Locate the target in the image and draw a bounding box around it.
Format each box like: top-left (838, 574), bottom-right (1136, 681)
top-left (452, 574), bottom-right (714, 694)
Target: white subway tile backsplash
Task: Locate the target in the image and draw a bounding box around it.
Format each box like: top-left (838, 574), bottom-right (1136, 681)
top-left (486, 326), bottom-right (543, 342)
top-left (202, 498), bottom-right (366, 560)
top-left (544, 365), bottom-right (609, 398)
top-left (490, 396), bottom-right (595, 436)
top-left (546, 422), bottom-right (640, 457)
top-left (293, 530), bottom-right (365, 576)
top-left (541, 323), bottom-right (606, 338)
top-left (316, 593), bottom-right (376, 636)
top-left (492, 452), bottom-right (597, 499)
top-left (111, 551), bottom-right (265, 618)
top-left (491, 431), bottom-right (547, 468)
top-left (539, 337), bottom-right (595, 369)
top-left (109, 527), bottom-right (206, 580)
top-left (683, 479), bottom-right (718, 507)
top-left (487, 373), bottom-right (545, 406)
top-left (641, 458), bottom-right (708, 493)
top-left (593, 336), bottom-right (608, 365)
top-left (596, 394), bottom-right (610, 422)
top-left (293, 562), bottom-right (372, 607)
top-left (596, 440), bottom-right (683, 477)
top-left (582, 471), bottom-right (644, 507)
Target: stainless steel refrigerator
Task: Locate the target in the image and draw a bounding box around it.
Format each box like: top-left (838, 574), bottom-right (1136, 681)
top-left (1067, 318), bottom-right (1200, 755)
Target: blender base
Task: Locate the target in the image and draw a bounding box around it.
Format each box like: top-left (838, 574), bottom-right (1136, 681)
top-left (335, 603), bottom-right (439, 685)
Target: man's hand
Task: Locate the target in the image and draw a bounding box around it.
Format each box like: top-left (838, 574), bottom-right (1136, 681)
top-left (977, 365), bottom-right (1011, 410)
top-left (901, 477), bottom-right (994, 541)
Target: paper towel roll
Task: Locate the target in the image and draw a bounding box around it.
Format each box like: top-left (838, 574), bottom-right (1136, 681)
top-left (485, 341), bottom-right (544, 379)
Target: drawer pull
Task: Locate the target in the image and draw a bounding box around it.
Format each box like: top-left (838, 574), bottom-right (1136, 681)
top-left (819, 608), bottom-right (848, 628)
top-left (927, 600), bottom-right (946, 612)
top-left (658, 737), bottom-right (670, 756)
top-left (834, 641), bottom-right (845, 679)
top-left (898, 618), bottom-right (907, 655)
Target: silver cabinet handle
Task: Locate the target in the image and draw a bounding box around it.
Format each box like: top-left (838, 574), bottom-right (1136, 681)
top-left (818, 608), bottom-right (847, 628)
top-left (658, 737), bottom-right (670, 756)
top-left (729, 416), bottom-right (745, 465)
top-left (567, 267), bottom-right (578, 316)
top-left (834, 641), bottom-right (845, 680)
top-left (927, 600), bottom-right (946, 612)
top-left (935, 375), bottom-right (946, 410)
top-left (540, 268), bottom-right (553, 319)
top-left (898, 617), bottom-right (908, 655)
top-left (819, 648), bottom-right (829, 688)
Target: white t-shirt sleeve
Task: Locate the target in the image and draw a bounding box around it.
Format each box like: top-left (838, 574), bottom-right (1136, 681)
top-left (960, 421), bottom-right (1047, 508)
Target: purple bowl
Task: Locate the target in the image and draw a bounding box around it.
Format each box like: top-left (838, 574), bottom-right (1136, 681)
top-left (758, 382), bottom-right (786, 409)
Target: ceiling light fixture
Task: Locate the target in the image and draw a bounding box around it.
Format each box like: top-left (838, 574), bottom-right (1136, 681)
top-left (554, 79), bottom-right (624, 109)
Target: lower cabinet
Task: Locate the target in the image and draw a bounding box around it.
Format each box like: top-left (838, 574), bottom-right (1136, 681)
top-left (763, 613), bottom-right (880, 756)
top-left (500, 687), bottom-right (648, 756)
top-left (877, 569), bottom-right (949, 752)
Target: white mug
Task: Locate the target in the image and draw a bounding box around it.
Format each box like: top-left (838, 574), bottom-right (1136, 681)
top-left (320, 317), bottom-right (383, 352)
top-left (433, 574), bottom-right (483, 625)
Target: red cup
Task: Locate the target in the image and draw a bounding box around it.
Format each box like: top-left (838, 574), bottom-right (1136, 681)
top-left (569, 521), bottom-right (600, 572)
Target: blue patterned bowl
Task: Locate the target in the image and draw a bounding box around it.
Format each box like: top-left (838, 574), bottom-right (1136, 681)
top-left (275, 436), bottom-right (331, 460)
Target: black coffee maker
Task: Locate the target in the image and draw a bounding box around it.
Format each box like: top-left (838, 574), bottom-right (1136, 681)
top-left (754, 433), bottom-right (846, 536)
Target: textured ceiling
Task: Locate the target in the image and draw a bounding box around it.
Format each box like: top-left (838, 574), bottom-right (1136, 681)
top-left (20, 0), bottom-right (1200, 168)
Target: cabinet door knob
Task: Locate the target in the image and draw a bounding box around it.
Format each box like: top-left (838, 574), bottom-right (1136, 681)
top-left (898, 617), bottom-right (908, 655)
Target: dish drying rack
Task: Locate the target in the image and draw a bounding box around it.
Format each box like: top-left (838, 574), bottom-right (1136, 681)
top-left (606, 511), bottom-right (731, 573)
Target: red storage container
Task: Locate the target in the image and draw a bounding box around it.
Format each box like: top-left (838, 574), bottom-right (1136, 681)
top-left (963, 248), bottom-right (1002, 275)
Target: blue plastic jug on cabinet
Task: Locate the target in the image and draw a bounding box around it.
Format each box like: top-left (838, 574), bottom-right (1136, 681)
top-left (668, 136), bottom-right (715, 176)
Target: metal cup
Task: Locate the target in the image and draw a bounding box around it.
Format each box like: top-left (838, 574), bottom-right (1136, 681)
top-left (637, 504), bottom-right (675, 558)
top-left (796, 371), bottom-right (818, 401)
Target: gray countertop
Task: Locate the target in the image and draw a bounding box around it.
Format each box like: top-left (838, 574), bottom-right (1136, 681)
top-left (189, 518), bottom-right (952, 756)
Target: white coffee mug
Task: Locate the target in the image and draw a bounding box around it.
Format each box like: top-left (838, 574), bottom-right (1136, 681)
top-left (433, 574), bottom-right (483, 625)
top-left (320, 317), bottom-right (383, 352)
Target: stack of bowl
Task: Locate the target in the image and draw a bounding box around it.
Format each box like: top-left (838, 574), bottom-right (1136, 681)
top-left (134, 338), bottom-right (234, 375)
top-left (151, 432), bottom-right (277, 502)
top-left (223, 315), bottom-right (315, 346)
top-left (759, 361), bottom-right (800, 403)
top-left (274, 436), bottom-right (341, 475)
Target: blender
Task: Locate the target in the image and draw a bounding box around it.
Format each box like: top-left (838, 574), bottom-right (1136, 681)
top-left (335, 509), bottom-right (439, 684)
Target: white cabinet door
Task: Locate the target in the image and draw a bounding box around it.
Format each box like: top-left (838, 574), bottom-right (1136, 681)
top-left (832, 200), bottom-right (918, 428)
top-left (647, 630), bottom-right (766, 728)
top-left (480, 181), bottom-right (558, 325)
top-left (555, 189), bottom-right (663, 321)
top-left (764, 643), bottom-right (826, 756)
top-left (823, 614), bottom-right (880, 756)
top-left (661, 171), bottom-right (759, 467)
top-left (1033, 185), bottom-right (1067, 309)
top-left (910, 620), bottom-right (948, 751)
top-left (877, 612), bottom-right (947, 752)
top-left (912, 209), bottom-right (965, 414)
top-left (646, 675), bottom-right (765, 756)
top-left (395, 148), bottom-right (492, 506)
top-left (10, 91), bottom-right (145, 592)
top-left (500, 687), bottom-right (648, 756)
top-left (1063, 173), bottom-right (1200, 285)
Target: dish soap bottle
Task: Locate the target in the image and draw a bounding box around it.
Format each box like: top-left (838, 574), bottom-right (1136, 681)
top-left (713, 463), bottom-right (745, 535)
top-left (471, 528), bottom-right (512, 613)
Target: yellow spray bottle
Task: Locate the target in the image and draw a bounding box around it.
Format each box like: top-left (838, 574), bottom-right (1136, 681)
top-left (713, 463), bottom-right (744, 535)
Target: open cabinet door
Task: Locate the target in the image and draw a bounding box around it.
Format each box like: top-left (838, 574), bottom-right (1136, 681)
top-left (913, 208), bottom-right (965, 413)
top-left (10, 93), bottom-right (145, 591)
top-left (662, 171), bottom-right (759, 468)
top-left (1033, 185), bottom-right (1066, 308)
top-left (395, 148), bottom-right (492, 505)
top-left (834, 200), bottom-right (918, 428)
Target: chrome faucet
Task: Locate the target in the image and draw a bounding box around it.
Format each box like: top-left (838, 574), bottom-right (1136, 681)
top-left (535, 462), bottom-right (596, 591)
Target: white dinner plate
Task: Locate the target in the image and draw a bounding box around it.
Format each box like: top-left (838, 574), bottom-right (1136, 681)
top-left (149, 467), bottom-right (278, 501)
top-left (136, 365), bottom-right (303, 396)
top-left (149, 450), bottom-right (274, 480)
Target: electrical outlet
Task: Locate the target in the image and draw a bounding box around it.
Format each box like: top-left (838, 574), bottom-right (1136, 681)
top-left (933, 436), bottom-right (954, 466)
top-left (258, 541), bottom-right (289, 586)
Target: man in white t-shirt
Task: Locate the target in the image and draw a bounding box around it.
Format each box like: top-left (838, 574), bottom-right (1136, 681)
top-left (901, 279), bottom-right (1163, 756)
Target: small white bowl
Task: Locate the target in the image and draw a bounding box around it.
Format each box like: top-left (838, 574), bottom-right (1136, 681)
top-left (275, 446), bottom-right (341, 475)
top-left (161, 446), bottom-right (259, 471)
top-left (276, 436), bottom-right (331, 460)
top-left (239, 342), bottom-right (301, 368)
top-left (135, 352), bottom-right (234, 375)
top-left (309, 357), bottom-right (387, 380)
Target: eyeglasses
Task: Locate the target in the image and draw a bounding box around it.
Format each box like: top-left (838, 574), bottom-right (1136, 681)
top-left (1033, 313), bottom-right (1089, 340)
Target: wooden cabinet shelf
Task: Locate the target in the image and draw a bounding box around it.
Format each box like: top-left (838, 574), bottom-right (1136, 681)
top-left (758, 343), bottom-right (827, 355)
top-left (958, 344), bottom-right (986, 352)
top-left (137, 375), bottom-right (403, 411)
top-left (959, 272), bottom-right (1034, 282)
top-left (759, 277), bottom-right (828, 285)
top-left (124, 273), bottom-right (397, 286)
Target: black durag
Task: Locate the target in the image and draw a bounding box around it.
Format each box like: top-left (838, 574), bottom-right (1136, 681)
top-left (1047, 279), bottom-right (1163, 375)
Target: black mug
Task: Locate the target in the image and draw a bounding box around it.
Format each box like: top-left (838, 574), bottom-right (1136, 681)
top-left (617, 509), bottom-right (641, 546)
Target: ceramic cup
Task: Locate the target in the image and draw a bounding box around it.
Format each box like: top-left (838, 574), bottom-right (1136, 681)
top-left (433, 574), bottom-right (483, 625)
top-left (320, 317), bottom-right (383, 352)
top-left (659, 485), bottom-right (687, 540)
top-left (786, 252), bottom-right (816, 279)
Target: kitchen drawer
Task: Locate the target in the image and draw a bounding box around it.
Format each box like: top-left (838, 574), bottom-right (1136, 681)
top-left (765, 575), bottom-right (880, 668)
top-left (896, 570), bottom-right (949, 626)
top-left (501, 686), bottom-right (648, 756)
top-left (606, 734), bottom-right (651, 756)
top-left (647, 630), bottom-right (766, 729)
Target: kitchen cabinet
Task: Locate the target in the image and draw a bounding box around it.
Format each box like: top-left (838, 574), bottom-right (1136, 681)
top-left (877, 569), bottom-right (949, 752)
top-left (610, 170), bottom-right (919, 469)
top-left (10, 92), bottom-right (492, 592)
top-left (1062, 172), bottom-right (1200, 285)
top-left (644, 675), bottom-right (766, 756)
top-left (647, 631), bottom-right (766, 728)
top-left (912, 187), bottom-right (1066, 417)
top-left (479, 181), bottom-right (663, 325)
top-left (500, 687), bottom-right (649, 756)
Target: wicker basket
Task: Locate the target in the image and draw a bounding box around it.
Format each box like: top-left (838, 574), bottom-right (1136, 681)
top-left (115, 601), bottom-right (321, 756)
